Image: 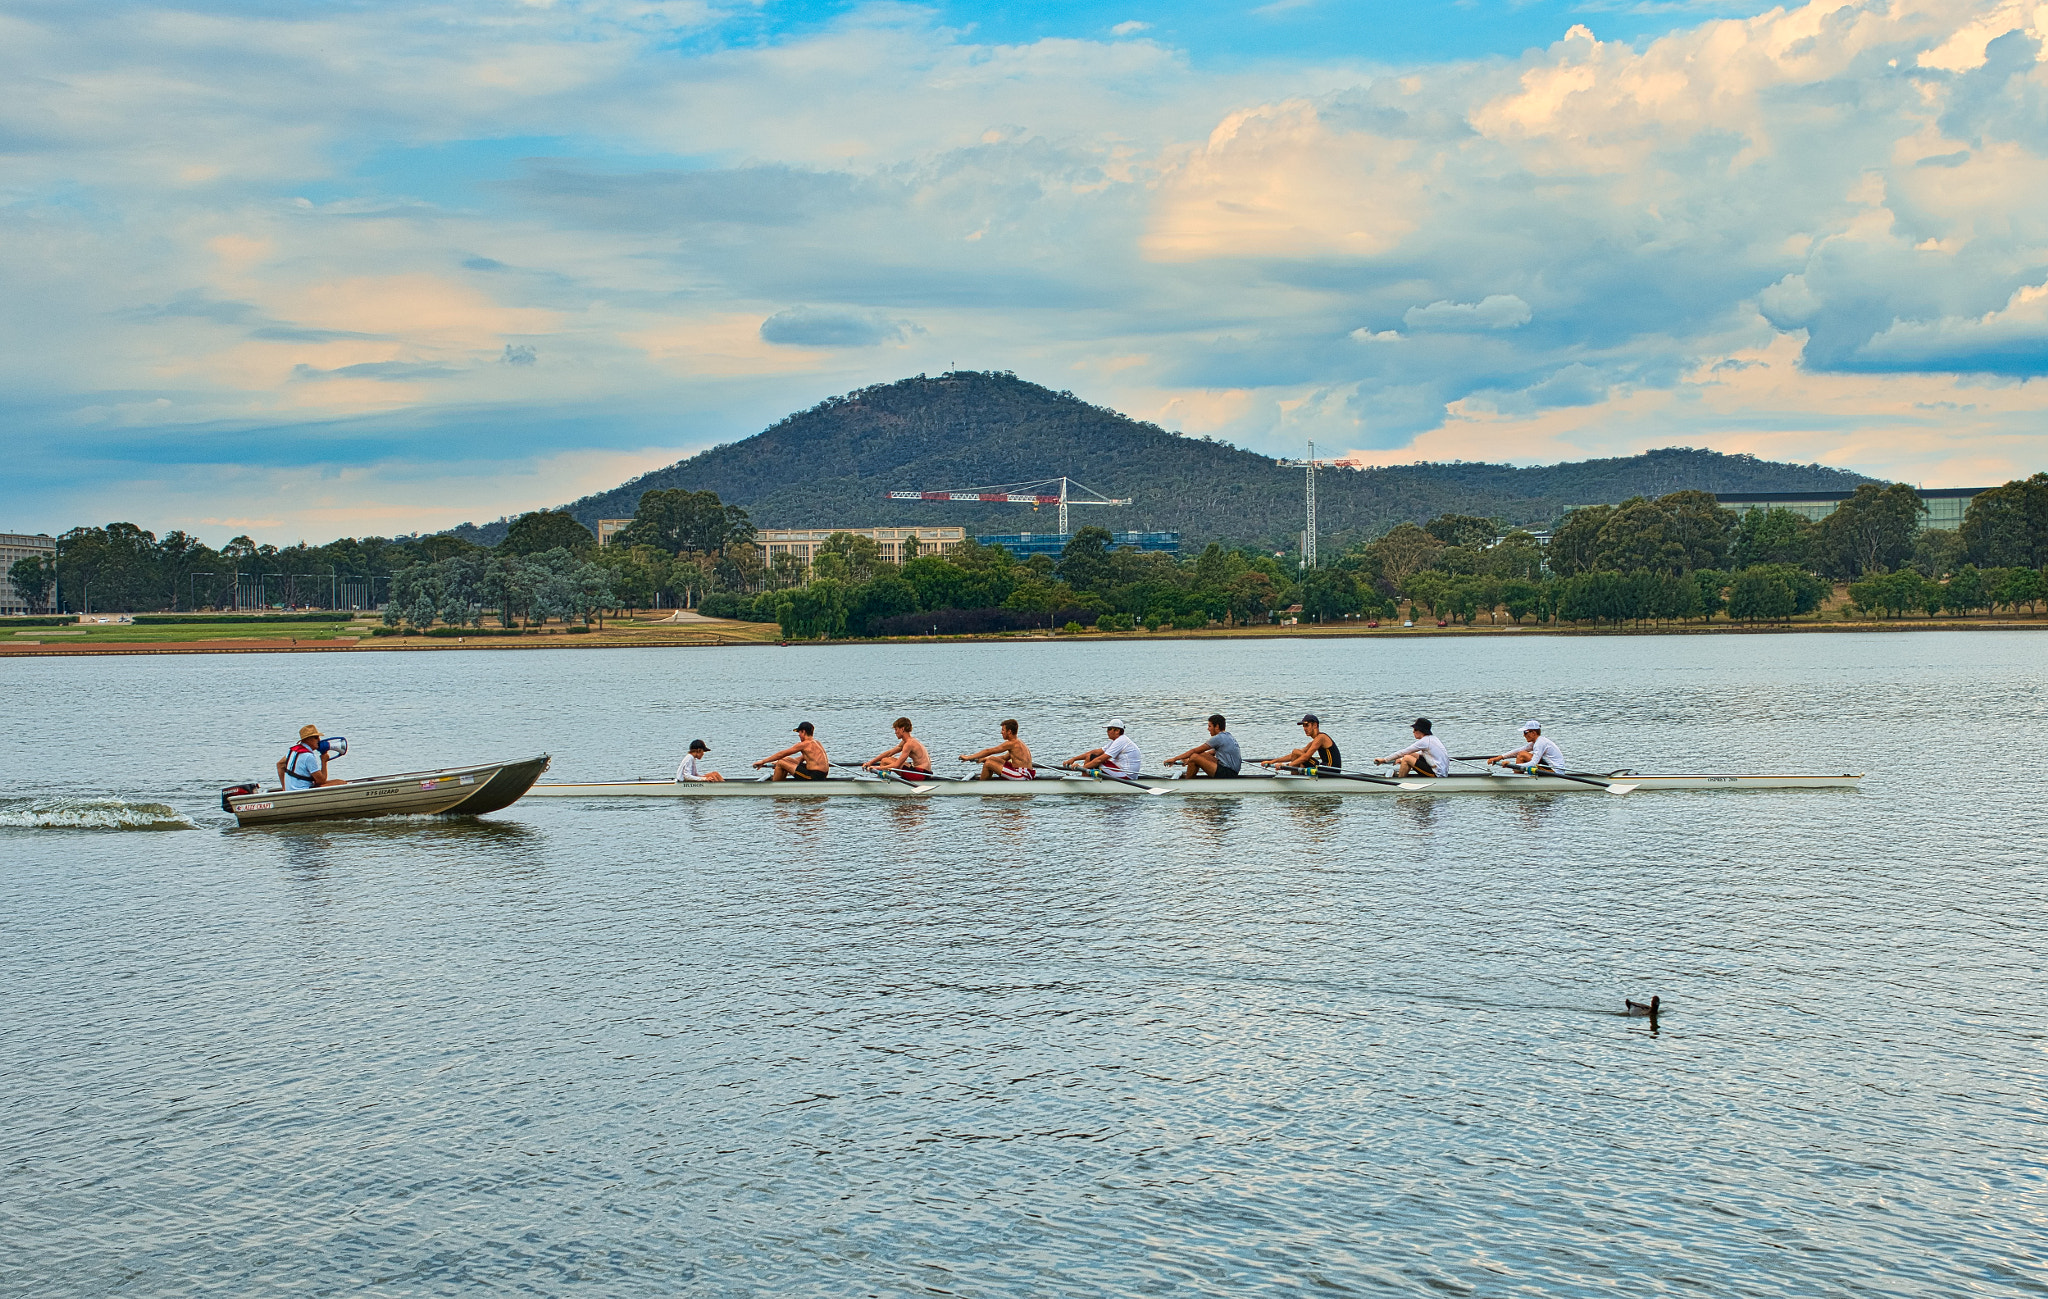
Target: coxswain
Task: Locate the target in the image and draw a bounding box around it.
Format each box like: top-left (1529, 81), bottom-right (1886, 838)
top-left (1488, 721), bottom-right (1563, 773)
top-left (865, 717), bottom-right (933, 781)
top-left (277, 724), bottom-right (346, 791)
top-left (675, 739), bottom-right (724, 782)
top-left (1379, 717), bottom-right (1449, 778)
top-left (1064, 718), bottom-right (1142, 778)
top-left (960, 719), bottom-right (1035, 780)
top-left (755, 721), bottom-right (829, 781)
top-left (1263, 714), bottom-right (1341, 773)
top-left (1165, 713), bottom-right (1242, 779)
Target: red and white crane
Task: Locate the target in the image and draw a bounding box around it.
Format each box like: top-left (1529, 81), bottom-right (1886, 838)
top-left (884, 476), bottom-right (1131, 536)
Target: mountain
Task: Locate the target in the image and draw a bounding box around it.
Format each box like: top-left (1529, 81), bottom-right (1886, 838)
top-left (447, 371), bottom-right (1877, 548)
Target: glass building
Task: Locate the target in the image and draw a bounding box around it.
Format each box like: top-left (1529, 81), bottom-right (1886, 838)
top-left (977, 531), bottom-right (1181, 559)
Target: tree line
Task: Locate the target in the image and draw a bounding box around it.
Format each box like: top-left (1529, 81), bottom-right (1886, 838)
top-left (14, 474), bottom-right (2046, 633)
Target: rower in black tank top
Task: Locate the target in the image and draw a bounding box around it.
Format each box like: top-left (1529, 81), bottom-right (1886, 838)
top-left (1316, 734), bottom-right (1342, 770)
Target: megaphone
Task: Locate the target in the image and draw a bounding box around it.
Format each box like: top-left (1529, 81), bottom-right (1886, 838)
top-left (318, 736), bottom-right (348, 758)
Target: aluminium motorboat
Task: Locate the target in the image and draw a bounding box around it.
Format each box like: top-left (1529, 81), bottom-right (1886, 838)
top-left (222, 754), bottom-right (551, 826)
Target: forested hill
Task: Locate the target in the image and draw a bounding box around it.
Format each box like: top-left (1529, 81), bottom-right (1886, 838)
top-left (449, 372), bottom-right (1876, 547)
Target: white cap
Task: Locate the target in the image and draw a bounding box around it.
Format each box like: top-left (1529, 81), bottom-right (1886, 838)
top-left (1521, 720), bottom-right (1542, 731)
top-left (1104, 718), bottom-right (1127, 730)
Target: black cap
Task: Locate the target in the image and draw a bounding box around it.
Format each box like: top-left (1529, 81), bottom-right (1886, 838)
top-left (689, 739), bottom-right (709, 752)
top-left (1411, 717), bottom-right (1432, 734)
top-left (1297, 714), bottom-right (1319, 725)
top-left (794, 721), bottom-right (814, 734)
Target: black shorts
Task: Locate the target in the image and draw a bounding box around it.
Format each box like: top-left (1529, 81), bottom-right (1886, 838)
top-left (1411, 755), bottom-right (1437, 776)
top-left (794, 764), bottom-right (827, 781)
top-left (1216, 765), bottom-right (1241, 779)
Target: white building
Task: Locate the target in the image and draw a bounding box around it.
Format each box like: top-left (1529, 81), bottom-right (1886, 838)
top-left (0, 532), bottom-right (57, 613)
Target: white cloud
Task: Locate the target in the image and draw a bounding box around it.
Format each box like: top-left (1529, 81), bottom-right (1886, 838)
top-left (6, 0), bottom-right (2048, 540)
top-left (1403, 295), bottom-right (1533, 331)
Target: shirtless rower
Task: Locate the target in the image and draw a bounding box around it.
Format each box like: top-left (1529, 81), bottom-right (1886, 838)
top-left (1378, 717), bottom-right (1448, 778)
top-left (754, 721), bottom-right (830, 781)
top-left (960, 718), bottom-right (1035, 780)
top-left (1064, 718), bottom-right (1142, 778)
top-left (866, 717), bottom-right (933, 780)
top-left (1488, 721), bottom-right (1564, 773)
top-left (1262, 714), bottom-right (1341, 773)
top-left (1165, 714), bottom-right (1242, 779)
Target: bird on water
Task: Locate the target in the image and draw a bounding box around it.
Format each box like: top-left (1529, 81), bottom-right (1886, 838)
top-left (1625, 997), bottom-right (1661, 1017)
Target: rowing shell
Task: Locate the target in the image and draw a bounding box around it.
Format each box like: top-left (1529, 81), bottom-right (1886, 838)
top-left (525, 771), bottom-right (1862, 799)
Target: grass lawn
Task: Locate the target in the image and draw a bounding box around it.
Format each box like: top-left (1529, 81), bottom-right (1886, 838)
top-left (10, 620), bottom-right (379, 644)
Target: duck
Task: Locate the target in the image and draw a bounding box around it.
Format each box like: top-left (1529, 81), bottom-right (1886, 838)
top-left (1624, 996), bottom-right (1661, 1017)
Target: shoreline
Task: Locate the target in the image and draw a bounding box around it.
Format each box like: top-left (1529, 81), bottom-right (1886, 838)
top-left (3, 617), bottom-right (2045, 657)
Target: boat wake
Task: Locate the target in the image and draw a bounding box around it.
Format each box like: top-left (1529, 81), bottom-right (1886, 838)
top-left (0, 797), bottom-right (199, 831)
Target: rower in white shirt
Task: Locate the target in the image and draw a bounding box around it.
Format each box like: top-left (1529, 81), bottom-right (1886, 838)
top-left (675, 739), bottom-right (725, 782)
top-left (1064, 718), bottom-right (1142, 778)
top-left (1488, 721), bottom-right (1564, 773)
top-left (1378, 717), bottom-right (1449, 778)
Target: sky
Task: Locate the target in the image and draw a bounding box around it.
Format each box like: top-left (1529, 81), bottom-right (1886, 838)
top-left (6, 0), bottom-right (2048, 545)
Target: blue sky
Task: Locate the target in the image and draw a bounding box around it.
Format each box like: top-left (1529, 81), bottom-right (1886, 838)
top-left (5, 0), bottom-right (2047, 544)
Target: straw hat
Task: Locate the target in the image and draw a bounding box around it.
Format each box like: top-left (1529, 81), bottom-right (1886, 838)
top-left (299, 724), bottom-right (322, 740)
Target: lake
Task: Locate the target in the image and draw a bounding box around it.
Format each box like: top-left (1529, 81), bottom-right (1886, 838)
top-left (3, 631), bottom-right (2044, 1296)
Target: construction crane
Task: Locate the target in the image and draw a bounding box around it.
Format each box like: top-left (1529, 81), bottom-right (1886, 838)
top-left (1277, 441), bottom-right (1319, 570)
top-left (884, 476), bottom-right (1131, 537)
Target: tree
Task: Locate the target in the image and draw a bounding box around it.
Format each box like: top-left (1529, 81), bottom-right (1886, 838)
top-left (1297, 568), bottom-right (1360, 621)
top-left (1960, 473), bottom-right (2048, 568)
top-left (774, 578), bottom-right (848, 639)
top-left (1483, 530), bottom-right (1545, 581)
top-left (501, 511), bottom-right (595, 556)
top-left (813, 532), bottom-right (887, 584)
top-left (1359, 522), bottom-right (1443, 590)
top-left (1056, 527), bottom-right (1116, 595)
top-left (1909, 528), bottom-right (1967, 578)
top-left (1992, 565), bottom-right (2041, 613)
top-left (1817, 483), bottom-right (1923, 577)
top-left (1731, 507), bottom-right (1816, 569)
top-left (1424, 514), bottom-right (1499, 547)
top-left (9, 555), bottom-right (54, 612)
top-left (1727, 564), bottom-right (1826, 622)
top-left (1546, 506), bottom-right (1612, 577)
top-left (614, 489), bottom-right (753, 556)
top-left (1941, 565), bottom-right (1987, 615)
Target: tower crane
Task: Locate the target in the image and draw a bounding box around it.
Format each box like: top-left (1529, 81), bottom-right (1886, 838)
top-left (884, 476), bottom-right (1131, 537)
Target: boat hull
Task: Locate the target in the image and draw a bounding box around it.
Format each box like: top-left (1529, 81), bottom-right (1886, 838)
top-left (525, 770), bottom-right (1861, 799)
top-left (227, 754), bottom-right (552, 825)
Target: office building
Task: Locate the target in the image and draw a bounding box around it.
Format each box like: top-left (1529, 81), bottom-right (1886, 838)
top-left (0, 532), bottom-right (57, 613)
top-left (978, 531), bottom-right (1181, 559)
top-left (1713, 487), bottom-right (1989, 531)
top-left (759, 526), bottom-right (966, 569)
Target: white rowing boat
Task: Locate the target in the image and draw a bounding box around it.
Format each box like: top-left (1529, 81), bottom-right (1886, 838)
top-left (525, 770), bottom-right (1861, 799)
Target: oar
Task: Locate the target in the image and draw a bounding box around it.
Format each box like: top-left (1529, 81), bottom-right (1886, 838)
top-left (1037, 762), bottom-right (1168, 795)
top-left (1298, 764), bottom-right (1411, 788)
top-left (831, 761), bottom-right (937, 795)
top-left (1497, 763), bottom-right (1636, 795)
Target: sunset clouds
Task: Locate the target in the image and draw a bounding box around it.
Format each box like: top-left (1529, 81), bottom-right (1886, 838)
top-left (5, 0), bottom-right (2047, 541)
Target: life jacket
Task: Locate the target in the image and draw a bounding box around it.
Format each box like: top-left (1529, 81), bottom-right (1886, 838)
top-left (283, 742), bottom-right (321, 788)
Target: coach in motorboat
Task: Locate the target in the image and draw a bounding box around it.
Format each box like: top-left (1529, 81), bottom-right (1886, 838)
top-left (278, 724), bottom-right (347, 791)
top-left (1165, 714), bottom-right (1242, 779)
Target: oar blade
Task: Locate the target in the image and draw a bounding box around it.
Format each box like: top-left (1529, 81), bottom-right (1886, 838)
top-left (1602, 782), bottom-right (1638, 795)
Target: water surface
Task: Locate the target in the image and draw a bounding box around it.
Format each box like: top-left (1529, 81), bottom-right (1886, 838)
top-left (3, 633), bottom-right (2044, 1296)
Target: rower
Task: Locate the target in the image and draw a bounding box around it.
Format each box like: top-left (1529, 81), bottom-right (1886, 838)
top-left (1263, 714), bottom-right (1340, 774)
top-left (1165, 714), bottom-right (1242, 779)
top-left (960, 719), bottom-right (1034, 780)
top-left (865, 717), bottom-right (933, 781)
top-left (1488, 721), bottom-right (1563, 773)
top-left (754, 721), bottom-right (830, 781)
top-left (1064, 718), bottom-right (1142, 778)
top-left (675, 739), bottom-right (724, 783)
top-left (277, 723), bottom-right (347, 791)
top-left (1378, 717), bottom-right (1448, 778)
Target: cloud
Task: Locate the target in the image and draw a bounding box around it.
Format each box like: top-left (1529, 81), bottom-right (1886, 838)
top-left (6, 0), bottom-right (2048, 543)
top-left (1111, 21), bottom-right (1150, 36)
top-left (1402, 295), bottom-right (1533, 332)
top-left (1854, 278), bottom-right (2048, 374)
top-left (759, 306), bottom-right (917, 348)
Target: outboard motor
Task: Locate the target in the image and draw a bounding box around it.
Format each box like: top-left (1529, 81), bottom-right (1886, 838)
top-left (220, 783), bottom-right (261, 813)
